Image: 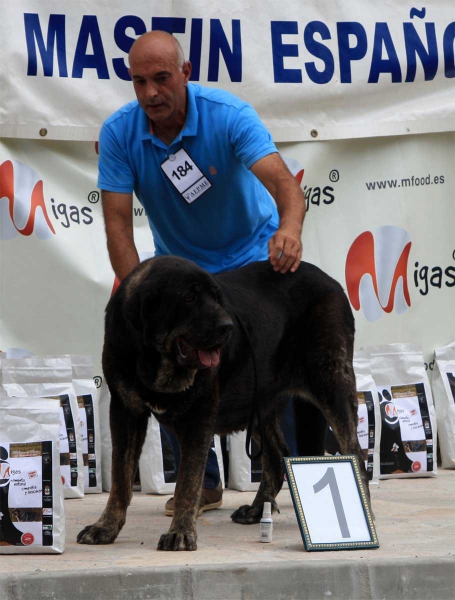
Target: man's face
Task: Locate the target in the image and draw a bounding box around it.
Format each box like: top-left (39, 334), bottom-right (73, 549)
top-left (129, 50), bottom-right (191, 127)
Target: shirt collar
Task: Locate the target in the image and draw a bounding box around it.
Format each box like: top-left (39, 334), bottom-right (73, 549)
top-left (140, 84), bottom-right (199, 147)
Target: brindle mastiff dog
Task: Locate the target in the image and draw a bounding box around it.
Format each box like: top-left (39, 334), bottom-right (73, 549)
top-left (77, 256), bottom-right (369, 551)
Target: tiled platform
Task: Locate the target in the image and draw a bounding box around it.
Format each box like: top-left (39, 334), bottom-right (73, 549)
top-left (1, 470), bottom-right (454, 599)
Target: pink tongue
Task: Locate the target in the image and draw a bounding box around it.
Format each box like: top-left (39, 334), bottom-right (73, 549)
top-left (198, 348), bottom-right (220, 368)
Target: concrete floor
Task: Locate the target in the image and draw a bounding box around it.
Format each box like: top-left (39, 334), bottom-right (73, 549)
top-left (1, 470), bottom-right (454, 599)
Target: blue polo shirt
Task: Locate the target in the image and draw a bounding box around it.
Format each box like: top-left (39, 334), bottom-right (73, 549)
top-left (98, 83), bottom-right (279, 273)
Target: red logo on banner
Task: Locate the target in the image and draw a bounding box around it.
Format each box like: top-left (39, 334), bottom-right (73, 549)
top-left (0, 160), bottom-right (55, 240)
top-left (345, 226), bottom-right (412, 322)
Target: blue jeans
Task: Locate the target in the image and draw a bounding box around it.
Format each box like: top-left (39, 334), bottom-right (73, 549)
top-left (161, 426), bottom-right (220, 488)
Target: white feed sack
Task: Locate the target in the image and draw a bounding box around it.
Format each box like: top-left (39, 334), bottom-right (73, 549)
top-left (139, 416), bottom-right (225, 494)
top-left (325, 352), bottom-right (382, 484)
top-left (139, 415), bottom-right (178, 494)
top-left (432, 341), bottom-right (455, 469)
top-left (100, 382), bottom-right (225, 494)
top-left (369, 344), bottom-right (437, 479)
top-left (228, 431), bottom-right (263, 491)
top-left (1, 357), bottom-right (85, 498)
top-left (70, 355), bottom-right (102, 493)
top-left (0, 397), bottom-right (65, 554)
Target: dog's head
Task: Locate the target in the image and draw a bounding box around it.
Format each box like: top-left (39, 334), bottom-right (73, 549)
top-left (122, 257), bottom-right (233, 392)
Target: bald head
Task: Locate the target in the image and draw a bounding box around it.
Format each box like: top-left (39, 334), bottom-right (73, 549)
top-left (129, 31), bottom-right (185, 71)
top-left (128, 31), bottom-right (191, 133)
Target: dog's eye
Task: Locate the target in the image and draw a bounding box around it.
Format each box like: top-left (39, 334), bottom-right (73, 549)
top-left (184, 294), bottom-right (195, 303)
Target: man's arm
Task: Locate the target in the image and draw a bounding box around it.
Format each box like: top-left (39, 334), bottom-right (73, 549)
top-left (102, 191), bottom-right (140, 282)
top-left (250, 153), bottom-right (305, 274)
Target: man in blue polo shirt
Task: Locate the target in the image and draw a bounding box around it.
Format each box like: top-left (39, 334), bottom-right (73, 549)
top-left (98, 31), bottom-right (306, 515)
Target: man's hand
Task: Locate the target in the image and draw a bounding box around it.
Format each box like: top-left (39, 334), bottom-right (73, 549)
top-left (268, 224), bottom-right (302, 274)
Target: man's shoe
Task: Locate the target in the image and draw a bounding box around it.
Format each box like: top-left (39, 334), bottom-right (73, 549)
top-left (165, 482), bottom-right (223, 517)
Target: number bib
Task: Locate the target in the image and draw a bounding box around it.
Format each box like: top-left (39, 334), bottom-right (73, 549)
top-left (161, 148), bottom-right (212, 204)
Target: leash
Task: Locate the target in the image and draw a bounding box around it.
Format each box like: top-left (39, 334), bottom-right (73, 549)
top-left (233, 311), bottom-right (264, 461)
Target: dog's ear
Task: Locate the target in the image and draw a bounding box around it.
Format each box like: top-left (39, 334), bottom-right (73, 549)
top-left (123, 289), bottom-right (160, 343)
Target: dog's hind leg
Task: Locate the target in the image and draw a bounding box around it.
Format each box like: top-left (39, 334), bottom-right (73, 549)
top-left (231, 413), bottom-right (287, 524)
top-left (292, 292), bottom-right (371, 504)
top-left (302, 353), bottom-right (371, 503)
top-left (77, 387), bottom-right (149, 545)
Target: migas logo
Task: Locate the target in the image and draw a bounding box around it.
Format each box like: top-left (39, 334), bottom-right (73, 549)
top-left (0, 160), bottom-right (55, 240)
top-left (345, 226), bottom-right (455, 322)
top-left (0, 159), bottom-right (95, 240)
top-left (345, 226), bottom-right (411, 322)
top-left (379, 395), bottom-right (399, 426)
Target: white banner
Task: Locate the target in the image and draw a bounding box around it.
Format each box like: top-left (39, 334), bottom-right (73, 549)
top-left (1, 132), bottom-right (454, 376)
top-left (1, 0), bottom-right (454, 142)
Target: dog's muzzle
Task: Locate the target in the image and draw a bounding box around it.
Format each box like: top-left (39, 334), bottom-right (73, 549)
top-left (175, 319), bottom-right (233, 369)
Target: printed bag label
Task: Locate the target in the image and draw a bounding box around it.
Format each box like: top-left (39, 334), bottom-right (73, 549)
top-left (50, 395), bottom-right (78, 489)
top-left (379, 383), bottom-right (433, 475)
top-left (0, 441), bottom-right (54, 547)
top-left (358, 391), bottom-right (376, 479)
top-left (77, 394), bottom-right (97, 488)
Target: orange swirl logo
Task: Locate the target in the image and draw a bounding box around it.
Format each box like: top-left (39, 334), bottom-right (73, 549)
top-left (345, 226), bottom-right (412, 322)
top-left (0, 160), bottom-right (55, 240)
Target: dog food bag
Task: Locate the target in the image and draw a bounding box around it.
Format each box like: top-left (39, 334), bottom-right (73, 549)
top-left (325, 351), bottom-right (382, 484)
top-left (2, 357), bottom-right (85, 498)
top-left (432, 341), bottom-right (455, 469)
top-left (70, 355), bottom-right (102, 493)
top-left (227, 432), bottom-right (278, 492)
top-left (0, 397), bottom-right (65, 554)
top-left (369, 344), bottom-right (437, 479)
top-left (139, 416), bottom-right (225, 494)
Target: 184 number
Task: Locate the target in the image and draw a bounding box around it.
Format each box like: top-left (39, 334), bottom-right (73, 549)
top-left (172, 161), bottom-right (193, 180)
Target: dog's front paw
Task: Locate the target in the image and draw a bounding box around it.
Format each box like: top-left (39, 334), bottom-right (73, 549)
top-left (77, 524), bottom-right (119, 545)
top-left (157, 531), bottom-right (197, 551)
top-left (230, 504), bottom-right (263, 524)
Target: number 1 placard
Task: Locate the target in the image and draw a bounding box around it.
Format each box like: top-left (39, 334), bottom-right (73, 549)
top-left (284, 456), bottom-right (379, 551)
